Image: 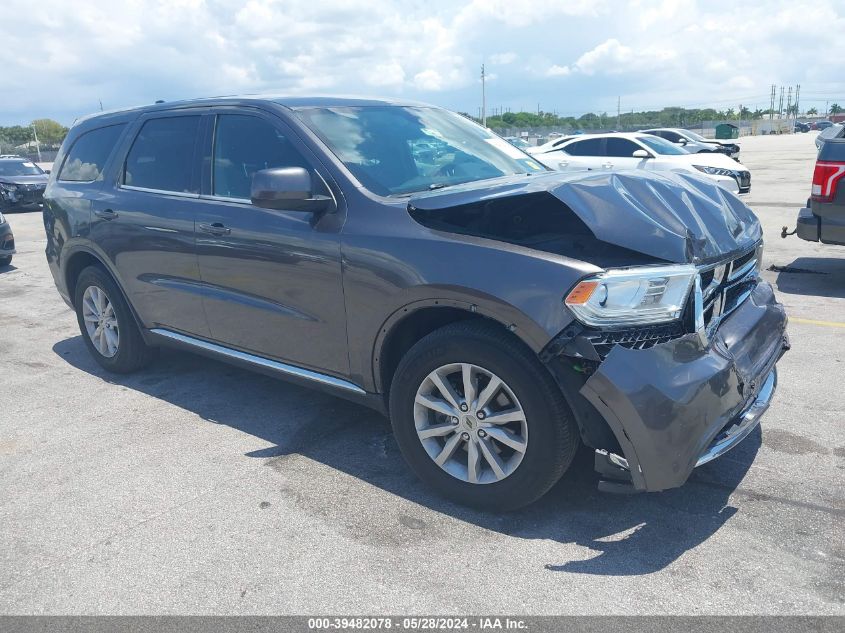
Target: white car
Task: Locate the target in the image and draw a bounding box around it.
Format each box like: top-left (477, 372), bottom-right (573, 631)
top-left (528, 133), bottom-right (750, 194)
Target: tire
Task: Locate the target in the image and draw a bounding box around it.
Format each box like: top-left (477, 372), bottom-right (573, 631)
top-left (0, 255), bottom-right (11, 267)
top-left (73, 265), bottom-right (155, 373)
top-left (389, 320), bottom-right (580, 511)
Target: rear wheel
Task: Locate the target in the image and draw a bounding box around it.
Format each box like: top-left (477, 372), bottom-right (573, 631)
top-left (389, 320), bottom-right (580, 510)
top-left (0, 255), bottom-right (11, 267)
top-left (73, 266), bottom-right (155, 373)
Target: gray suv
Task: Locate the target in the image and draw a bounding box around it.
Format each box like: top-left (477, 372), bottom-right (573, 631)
top-left (44, 96), bottom-right (789, 510)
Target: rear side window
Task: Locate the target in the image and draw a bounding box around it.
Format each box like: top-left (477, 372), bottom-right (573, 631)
top-left (58, 124), bottom-right (125, 182)
top-left (212, 114), bottom-right (309, 199)
top-left (564, 138), bottom-right (604, 156)
top-left (124, 116), bottom-right (201, 193)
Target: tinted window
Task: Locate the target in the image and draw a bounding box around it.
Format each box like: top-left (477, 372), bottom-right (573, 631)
top-left (59, 124), bottom-right (125, 182)
top-left (563, 138), bottom-right (605, 156)
top-left (662, 131), bottom-right (683, 143)
top-left (213, 115), bottom-right (309, 199)
top-left (605, 138), bottom-right (642, 157)
top-left (124, 117), bottom-right (200, 193)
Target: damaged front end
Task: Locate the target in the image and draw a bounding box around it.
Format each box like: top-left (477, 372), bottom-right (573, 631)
top-left (409, 170), bottom-right (790, 493)
top-left (544, 253), bottom-right (789, 493)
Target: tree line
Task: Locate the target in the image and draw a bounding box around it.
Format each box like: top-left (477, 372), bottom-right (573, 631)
top-left (474, 105), bottom-right (842, 131)
top-left (0, 119), bottom-right (68, 153)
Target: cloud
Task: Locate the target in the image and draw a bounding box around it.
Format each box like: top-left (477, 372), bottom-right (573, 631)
top-left (0, 0), bottom-right (842, 125)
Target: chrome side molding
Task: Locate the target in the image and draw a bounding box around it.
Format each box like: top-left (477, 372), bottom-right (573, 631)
top-left (150, 328), bottom-right (367, 395)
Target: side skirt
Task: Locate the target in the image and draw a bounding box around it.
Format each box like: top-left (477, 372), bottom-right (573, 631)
top-left (148, 328), bottom-right (388, 415)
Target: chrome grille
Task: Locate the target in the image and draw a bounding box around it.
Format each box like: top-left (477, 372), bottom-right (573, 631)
top-left (696, 243), bottom-right (762, 333)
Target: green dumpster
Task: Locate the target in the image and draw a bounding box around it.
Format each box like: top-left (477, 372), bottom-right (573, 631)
top-left (715, 123), bottom-right (739, 139)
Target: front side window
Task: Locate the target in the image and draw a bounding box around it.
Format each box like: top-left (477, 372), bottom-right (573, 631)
top-left (58, 124), bottom-right (125, 182)
top-left (636, 135), bottom-right (687, 155)
top-left (124, 116), bottom-right (200, 193)
top-left (213, 115), bottom-right (309, 199)
top-left (563, 138), bottom-right (605, 156)
top-left (662, 131), bottom-right (683, 143)
top-left (605, 138), bottom-right (641, 158)
top-left (295, 106), bottom-right (545, 196)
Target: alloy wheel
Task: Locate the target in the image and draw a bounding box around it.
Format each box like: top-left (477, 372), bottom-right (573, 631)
top-left (81, 285), bottom-right (120, 358)
top-left (413, 363), bottom-right (528, 484)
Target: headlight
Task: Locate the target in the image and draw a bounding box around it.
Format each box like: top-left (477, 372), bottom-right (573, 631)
top-left (0, 182), bottom-right (16, 191)
top-left (693, 165), bottom-right (735, 177)
top-left (565, 265), bottom-right (697, 327)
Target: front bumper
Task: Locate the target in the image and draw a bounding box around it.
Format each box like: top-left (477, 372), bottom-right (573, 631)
top-left (0, 185), bottom-right (46, 210)
top-left (553, 280), bottom-right (788, 492)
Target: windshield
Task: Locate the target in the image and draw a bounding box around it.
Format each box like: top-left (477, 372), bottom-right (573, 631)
top-left (0, 160), bottom-right (44, 177)
top-left (684, 130), bottom-right (707, 142)
top-left (637, 135), bottom-right (689, 155)
top-left (295, 106), bottom-right (546, 196)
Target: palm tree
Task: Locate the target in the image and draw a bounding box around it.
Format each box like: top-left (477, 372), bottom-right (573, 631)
top-left (807, 107), bottom-right (818, 115)
top-left (830, 104), bottom-right (842, 116)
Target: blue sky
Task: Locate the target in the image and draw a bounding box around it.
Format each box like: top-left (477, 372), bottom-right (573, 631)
top-left (2, 0), bottom-right (844, 126)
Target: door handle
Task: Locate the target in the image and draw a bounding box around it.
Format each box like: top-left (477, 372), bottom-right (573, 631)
top-left (601, 162), bottom-right (614, 169)
top-left (94, 208), bottom-right (118, 220)
top-left (199, 222), bottom-right (231, 236)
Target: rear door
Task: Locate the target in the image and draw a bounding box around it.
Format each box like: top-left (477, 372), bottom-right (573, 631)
top-left (558, 137), bottom-right (605, 171)
top-left (96, 111), bottom-right (210, 336)
top-left (194, 108), bottom-right (349, 375)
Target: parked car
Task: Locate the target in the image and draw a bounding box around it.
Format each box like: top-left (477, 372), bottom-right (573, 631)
top-left (794, 121), bottom-right (811, 133)
top-left (814, 120), bottom-right (834, 131)
top-left (787, 136), bottom-right (845, 246)
top-left (815, 123), bottom-right (844, 152)
top-left (44, 96), bottom-right (788, 509)
top-left (641, 128), bottom-right (740, 160)
top-left (0, 157), bottom-right (50, 211)
top-left (0, 211), bottom-right (15, 266)
top-left (529, 132), bottom-right (751, 193)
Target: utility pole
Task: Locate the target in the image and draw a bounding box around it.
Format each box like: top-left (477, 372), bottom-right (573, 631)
top-left (778, 86), bottom-right (785, 118)
top-left (825, 100), bottom-right (829, 117)
top-left (480, 64), bottom-right (486, 128)
top-left (770, 84), bottom-right (776, 120)
top-left (31, 124), bottom-right (42, 162)
top-left (617, 96), bottom-right (621, 129)
top-left (786, 86), bottom-right (792, 120)
top-left (794, 84), bottom-right (800, 118)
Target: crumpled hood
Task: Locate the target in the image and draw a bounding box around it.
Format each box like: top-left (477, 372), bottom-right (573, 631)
top-left (409, 170), bottom-right (761, 264)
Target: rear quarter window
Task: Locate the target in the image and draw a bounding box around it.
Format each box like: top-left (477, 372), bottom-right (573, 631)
top-left (58, 124), bottom-right (126, 182)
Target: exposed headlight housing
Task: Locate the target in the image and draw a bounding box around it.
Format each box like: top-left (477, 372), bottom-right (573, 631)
top-left (565, 265), bottom-right (697, 327)
top-left (693, 165), bottom-right (735, 177)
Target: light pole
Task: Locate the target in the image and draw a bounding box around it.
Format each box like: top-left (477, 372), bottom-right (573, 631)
top-left (481, 64), bottom-right (486, 128)
top-left (31, 124), bottom-right (42, 162)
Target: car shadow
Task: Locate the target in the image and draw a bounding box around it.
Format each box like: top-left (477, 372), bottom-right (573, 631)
top-left (0, 263), bottom-right (18, 273)
top-left (772, 256), bottom-right (845, 299)
top-left (53, 335), bottom-right (759, 576)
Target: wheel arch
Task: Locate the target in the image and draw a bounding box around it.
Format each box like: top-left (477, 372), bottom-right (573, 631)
top-left (372, 297), bottom-right (553, 398)
top-left (63, 247), bottom-right (149, 339)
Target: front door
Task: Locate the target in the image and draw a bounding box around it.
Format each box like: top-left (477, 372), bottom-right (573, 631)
top-left (194, 110), bottom-right (349, 376)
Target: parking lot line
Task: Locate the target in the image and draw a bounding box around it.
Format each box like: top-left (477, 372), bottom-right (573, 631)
top-left (789, 316), bottom-right (845, 328)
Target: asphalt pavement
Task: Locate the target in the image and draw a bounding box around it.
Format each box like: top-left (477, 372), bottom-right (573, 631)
top-left (0, 132), bottom-right (842, 614)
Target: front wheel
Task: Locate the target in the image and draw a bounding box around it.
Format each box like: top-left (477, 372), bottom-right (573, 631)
top-left (389, 321), bottom-right (580, 510)
top-left (0, 255), bottom-right (11, 267)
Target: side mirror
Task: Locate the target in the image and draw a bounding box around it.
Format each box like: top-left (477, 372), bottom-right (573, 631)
top-left (677, 138), bottom-right (688, 145)
top-left (250, 167), bottom-right (332, 212)
top-left (632, 149), bottom-right (651, 159)
top-left (44, 169), bottom-right (51, 174)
